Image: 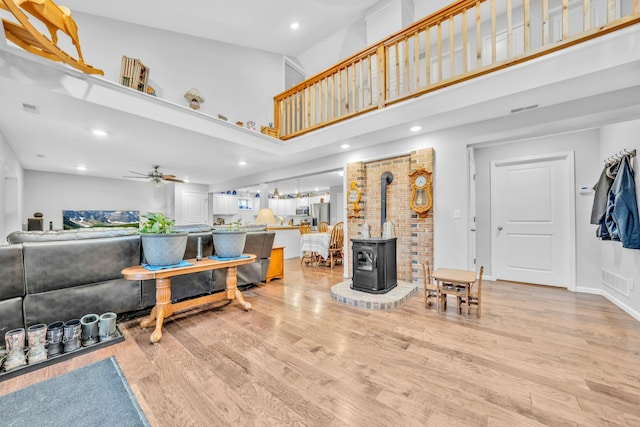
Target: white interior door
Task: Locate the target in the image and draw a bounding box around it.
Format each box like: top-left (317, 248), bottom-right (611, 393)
top-left (182, 190), bottom-right (208, 225)
top-left (491, 152), bottom-right (575, 288)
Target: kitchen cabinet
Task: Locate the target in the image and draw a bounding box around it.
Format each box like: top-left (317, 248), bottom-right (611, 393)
top-left (211, 194), bottom-right (236, 215)
top-left (268, 199), bottom-right (296, 216)
top-left (265, 246), bottom-right (284, 282)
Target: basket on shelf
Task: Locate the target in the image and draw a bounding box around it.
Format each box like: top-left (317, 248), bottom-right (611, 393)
top-left (261, 126), bottom-right (279, 138)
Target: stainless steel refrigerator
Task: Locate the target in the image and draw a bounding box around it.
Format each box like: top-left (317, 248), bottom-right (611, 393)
top-left (311, 203), bottom-right (330, 226)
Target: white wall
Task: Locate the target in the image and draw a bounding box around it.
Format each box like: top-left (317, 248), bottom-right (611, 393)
top-left (599, 119), bottom-right (640, 320)
top-left (65, 12), bottom-right (284, 127)
top-left (474, 129), bottom-right (602, 289)
top-left (0, 132), bottom-right (23, 243)
top-left (297, 21), bottom-right (368, 78)
top-left (23, 171), bottom-right (175, 230)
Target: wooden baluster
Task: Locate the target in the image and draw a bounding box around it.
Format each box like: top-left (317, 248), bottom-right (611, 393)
top-left (462, 10), bottom-right (468, 73)
top-left (524, 0), bottom-right (531, 52)
top-left (403, 37), bottom-right (409, 94)
top-left (563, 0), bottom-right (569, 40)
top-left (543, 0), bottom-right (550, 45)
top-left (583, 0), bottom-right (591, 32)
top-left (491, 0), bottom-right (496, 64)
top-left (414, 30), bottom-right (420, 90)
top-left (358, 59), bottom-right (364, 110)
top-left (449, 16), bottom-right (455, 77)
top-left (437, 22), bottom-right (443, 82)
top-left (304, 86), bottom-right (311, 129)
top-left (476, 2), bottom-right (482, 68)
top-left (330, 74), bottom-right (335, 120)
top-left (394, 42), bottom-right (400, 97)
top-left (352, 62), bottom-right (357, 113)
top-left (426, 26), bottom-right (431, 86)
top-left (607, 0), bottom-right (616, 22)
top-left (377, 45), bottom-right (386, 108)
top-left (337, 68), bottom-right (342, 116)
top-left (507, 0), bottom-right (513, 59)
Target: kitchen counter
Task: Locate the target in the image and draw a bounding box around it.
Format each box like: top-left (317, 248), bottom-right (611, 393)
top-left (268, 227), bottom-right (301, 259)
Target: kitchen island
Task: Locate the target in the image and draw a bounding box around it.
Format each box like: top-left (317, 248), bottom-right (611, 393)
top-left (268, 226), bottom-right (300, 259)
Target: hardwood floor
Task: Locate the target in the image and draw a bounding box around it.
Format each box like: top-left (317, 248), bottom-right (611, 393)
top-left (2, 259), bottom-right (640, 426)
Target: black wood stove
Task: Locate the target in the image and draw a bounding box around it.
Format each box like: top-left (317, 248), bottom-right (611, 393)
top-left (351, 238), bottom-right (397, 294)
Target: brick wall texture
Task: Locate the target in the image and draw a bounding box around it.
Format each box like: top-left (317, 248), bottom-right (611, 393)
top-left (346, 148), bottom-right (434, 286)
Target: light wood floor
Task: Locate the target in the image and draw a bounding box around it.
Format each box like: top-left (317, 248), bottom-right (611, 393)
top-left (2, 259), bottom-right (640, 426)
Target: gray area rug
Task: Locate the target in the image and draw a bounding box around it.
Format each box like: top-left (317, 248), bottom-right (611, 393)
top-left (0, 357), bottom-right (149, 427)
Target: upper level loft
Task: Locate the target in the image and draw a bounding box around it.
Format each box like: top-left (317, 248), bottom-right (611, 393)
top-left (274, 0), bottom-right (640, 140)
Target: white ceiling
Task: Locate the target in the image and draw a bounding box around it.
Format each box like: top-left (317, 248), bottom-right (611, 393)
top-left (61, 0), bottom-right (383, 57)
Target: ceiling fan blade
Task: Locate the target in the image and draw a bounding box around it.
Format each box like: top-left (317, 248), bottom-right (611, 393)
top-left (122, 175), bottom-right (151, 179)
top-left (127, 170), bottom-right (149, 176)
top-left (164, 176), bottom-right (185, 183)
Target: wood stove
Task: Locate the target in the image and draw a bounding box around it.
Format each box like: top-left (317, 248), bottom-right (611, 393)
top-left (351, 238), bottom-right (397, 294)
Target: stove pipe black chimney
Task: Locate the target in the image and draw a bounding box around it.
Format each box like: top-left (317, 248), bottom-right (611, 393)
top-left (381, 171), bottom-right (394, 231)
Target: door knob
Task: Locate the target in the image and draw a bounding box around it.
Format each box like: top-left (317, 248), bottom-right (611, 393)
top-left (497, 226), bottom-right (503, 231)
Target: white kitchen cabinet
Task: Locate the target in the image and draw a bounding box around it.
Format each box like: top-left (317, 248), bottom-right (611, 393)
top-left (268, 198), bottom-right (296, 216)
top-left (211, 194), bottom-right (237, 215)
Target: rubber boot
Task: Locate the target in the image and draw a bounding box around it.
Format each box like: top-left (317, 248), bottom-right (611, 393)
top-left (3, 328), bottom-right (27, 372)
top-left (27, 324), bottom-right (48, 364)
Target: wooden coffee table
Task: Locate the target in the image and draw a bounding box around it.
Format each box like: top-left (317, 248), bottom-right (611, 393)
top-left (122, 254), bottom-right (256, 343)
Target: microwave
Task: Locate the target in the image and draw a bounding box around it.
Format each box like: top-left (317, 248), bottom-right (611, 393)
top-left (296, 206), bottom-right (309, 216)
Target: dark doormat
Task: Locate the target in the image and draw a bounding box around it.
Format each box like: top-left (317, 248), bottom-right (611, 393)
top-left (0, 356), bottom-right (149, 426)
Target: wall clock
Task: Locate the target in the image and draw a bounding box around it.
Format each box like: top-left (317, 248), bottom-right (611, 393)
top-left (348, 181), bottom-right (361, 217)
top-left (409, 167), bottom-right (432, 217)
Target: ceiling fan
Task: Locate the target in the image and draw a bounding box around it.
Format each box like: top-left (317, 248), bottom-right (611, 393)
top-left (124, 165), bottom-right (185, 185)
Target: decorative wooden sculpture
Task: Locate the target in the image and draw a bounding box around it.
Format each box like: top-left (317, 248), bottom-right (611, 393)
top-left (347, 181), bottom-right (361, 218)
top-left (409, 167), bottom-right (433, 217)
top-left (0, 0), bottom-right (103, 75)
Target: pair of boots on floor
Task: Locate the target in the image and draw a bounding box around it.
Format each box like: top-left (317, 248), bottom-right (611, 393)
top-left (1, 325), bottom-right (48, 372)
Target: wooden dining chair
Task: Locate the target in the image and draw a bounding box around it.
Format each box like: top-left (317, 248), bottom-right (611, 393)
top-left (421, 261), bottom-right (442, 310)
top-left (318, 221), bottom-right (329, 233)
top-left (299, 223), bottom-right (314, 265)
top-left (299, 224), bottom-right (312, 235)
top-left (325, 221), bottom-right (344, 269)
top-left (457, 266), bottom-right (484, 317)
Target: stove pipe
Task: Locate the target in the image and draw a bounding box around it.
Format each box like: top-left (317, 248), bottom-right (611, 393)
top-left (381, 171), bottom-right (394, 231)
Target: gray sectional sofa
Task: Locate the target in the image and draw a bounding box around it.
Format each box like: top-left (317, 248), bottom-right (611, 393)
top-left (0, 225), bottom-right (275, 350)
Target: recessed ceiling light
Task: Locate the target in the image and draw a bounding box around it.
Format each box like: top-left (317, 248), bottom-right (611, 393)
top-left (238, 161), bottom-right (247, 166)
top-left (77, 165), bottom-right (87, 171)
top-left (341, 144), bottom-right (350, 149)
top-left (91, 129), bottom-right (107, 136)
top-left (36, 154), bottom-right (45, 158)
top-left (410, 126), bottom-right (421, 132)
top-left (290, 22), bottom-right (299, 30)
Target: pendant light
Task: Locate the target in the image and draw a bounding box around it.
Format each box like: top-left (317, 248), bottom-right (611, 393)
top-left (273, 182), bottom-right (280, 198)
top-left (296, 179), bottom-right (301, 198)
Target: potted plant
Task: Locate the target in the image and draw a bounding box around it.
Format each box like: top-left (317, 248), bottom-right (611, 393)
top-left (212, 218), bottom-right (247, 258)
top-left (139, 212), bottom-right (188, 266)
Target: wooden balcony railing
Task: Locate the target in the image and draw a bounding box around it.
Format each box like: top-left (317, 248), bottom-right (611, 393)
top-left (274, 0), bottom-right (640, 140)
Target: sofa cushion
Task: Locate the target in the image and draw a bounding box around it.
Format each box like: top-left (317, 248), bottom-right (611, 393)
top-left (7, 227), bottom-right (137, 243)
top-left (23, 279), bottom-right (142, 326)
top-left (0, 297), bottom-right (24, 350)
top-left (22, 235), bottom-right (141, 294)
top-left (0, 245), bottom-right (24, 299)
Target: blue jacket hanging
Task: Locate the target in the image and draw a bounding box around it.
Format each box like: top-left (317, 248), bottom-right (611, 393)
top-left (603, 155), bottom-right (640, 249)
